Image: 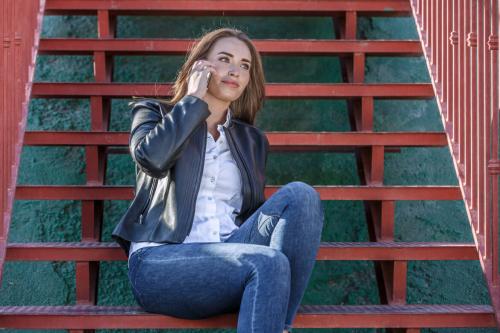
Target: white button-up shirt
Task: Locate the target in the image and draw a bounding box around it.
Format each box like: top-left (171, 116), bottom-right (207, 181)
top-left (129, 108), bottom-right (243, 260)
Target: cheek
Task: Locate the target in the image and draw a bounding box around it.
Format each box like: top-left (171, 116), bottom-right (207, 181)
top-left (241, 73), bottom-right (251, 88)
top-left (213, 64), bottom-right (226, 77)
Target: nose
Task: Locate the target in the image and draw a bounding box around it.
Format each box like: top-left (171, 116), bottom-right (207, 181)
top-left (228, 64), bottom-right (240, 77)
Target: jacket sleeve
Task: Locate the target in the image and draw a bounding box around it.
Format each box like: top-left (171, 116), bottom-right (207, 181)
top-left (129, 95), bottom-right (211, 178)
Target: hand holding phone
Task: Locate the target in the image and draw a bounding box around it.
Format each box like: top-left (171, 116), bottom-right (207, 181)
top-left (187, 60), bottom-right (215, 100)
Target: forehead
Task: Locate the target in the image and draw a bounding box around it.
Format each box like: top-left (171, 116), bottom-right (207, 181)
top-left (208, 37), bottom-right (252, 60)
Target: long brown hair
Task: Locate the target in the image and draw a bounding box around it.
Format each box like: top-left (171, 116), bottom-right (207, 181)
top-left (164, 28), bottom-right (266, 125)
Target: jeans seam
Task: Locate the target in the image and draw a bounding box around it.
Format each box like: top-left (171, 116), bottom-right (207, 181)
top-left (239, 258), bottom-right (258, 333)
top-left (130, 248), bottom-right (151, 308)
top-left (283, 184), bottom-right (299, 211)
top-left (139, 254), bottom-right (240, 264)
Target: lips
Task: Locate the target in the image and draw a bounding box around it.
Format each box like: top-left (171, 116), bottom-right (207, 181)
top-left (222, 80), bottom-right (240, 88)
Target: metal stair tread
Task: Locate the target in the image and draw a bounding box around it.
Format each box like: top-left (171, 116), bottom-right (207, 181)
top-left (0, 303), bottom-right (493, 315)
top-left (23, 131), bottom-right (448, 147)
top-left (31, 82), bottom-right (435, 98)
top-left (14, 185), bottom-right (463, 201)
top-left (39, 38), bottom-right (423, 56)
top-left (8, 241), bottom-right (476, 248)
top-left (6, 241), bottom-right (478, 261)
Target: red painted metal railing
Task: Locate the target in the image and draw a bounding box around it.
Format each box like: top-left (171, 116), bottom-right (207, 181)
top-left (410, 0), bottom-right (500, 321)
top-left (0, 0), bottom-right (45, 282)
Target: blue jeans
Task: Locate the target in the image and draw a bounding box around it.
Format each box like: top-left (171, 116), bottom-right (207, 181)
top-left (127, 181), bottom-right (324, 333)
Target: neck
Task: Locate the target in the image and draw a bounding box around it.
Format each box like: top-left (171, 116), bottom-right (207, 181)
top-left (204, 92), bottom-right (231, 127)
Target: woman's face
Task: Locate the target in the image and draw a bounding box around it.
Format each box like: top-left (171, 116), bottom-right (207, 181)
top-left (204, 37), bottom-right (252, 102)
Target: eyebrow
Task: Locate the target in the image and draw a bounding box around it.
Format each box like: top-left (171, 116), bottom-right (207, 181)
top-left (217, 51), bottom-right (252, 64)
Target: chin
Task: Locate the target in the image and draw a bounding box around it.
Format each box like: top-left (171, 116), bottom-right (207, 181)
top-left (210, 87), bottom-right (242, 103)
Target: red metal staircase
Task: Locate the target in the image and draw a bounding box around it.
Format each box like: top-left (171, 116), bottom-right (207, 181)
top-left (0, 0), bottom-right (499, 331)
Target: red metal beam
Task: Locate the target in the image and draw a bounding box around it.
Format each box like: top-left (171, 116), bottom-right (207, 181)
top-left (5, 241), bottom-right (478, 261)
top-left (23, 131), bottom-right (448, 148)
top-left (44, 0), bottom-right (411, 16)
top-left (38, 39), bottom-right (423, 56)
top-left (14, 185), bottom-right (462, 201)
top-left (31, 83), bottom-right (435, 99)
top-left (15, 185), bottom-right (133, 200)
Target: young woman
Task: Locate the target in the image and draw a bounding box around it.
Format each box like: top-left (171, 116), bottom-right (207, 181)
top-left (112, 27), bottom-right (324, 333)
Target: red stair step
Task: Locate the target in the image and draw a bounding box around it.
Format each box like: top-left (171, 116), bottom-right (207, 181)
top-left (319, 241), bottom-right (478, 260)
top-left (14, 185), bottom-right (463, 201)
top-left (39, 39), bottom-right (423, 56)
top-left (5, 241), bottom-right (478, 261)
top-left (23, 131), bottom-right (448, 148)
top-left (0, 304), bottom-right (494, 329)
top-left (31, 82), bottom-right (435, 99)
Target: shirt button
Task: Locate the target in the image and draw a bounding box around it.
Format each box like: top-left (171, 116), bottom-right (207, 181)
top-left (210, 177), bottom-right (215, 183)
top-left (212, 231), bottom-right (217, 235)
top-left (213, 155), bottom-right (217, 160)
top-left (208, 197), bottom-right (213, 200)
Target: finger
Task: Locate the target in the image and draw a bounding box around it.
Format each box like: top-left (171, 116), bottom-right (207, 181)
top-left (199, 62), bottom-right (214, 69)
top-left (189, 65), bottom-right (204, 75)
top-left (200, 65), bottom-right (213, 73)
top-left (189, 63), bottom-right (198, 74)
top-left (191, 60), bottom-right (205, 70)
top-left (190, 62), bottom-right (214, 75)
top-left (194, 64), bottom-right (209, 72)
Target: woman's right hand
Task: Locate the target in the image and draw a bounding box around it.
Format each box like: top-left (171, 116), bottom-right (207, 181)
top-left (186, 59), bottom-right (216, 100)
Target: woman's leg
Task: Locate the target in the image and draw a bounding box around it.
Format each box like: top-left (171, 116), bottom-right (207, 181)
top-left (128, 241), bottom-right (291, 333)
top-left (225, 181), bottom-right (325, 333)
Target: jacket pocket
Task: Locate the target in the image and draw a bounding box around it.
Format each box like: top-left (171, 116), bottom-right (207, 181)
top-left (138, 178), bottom-right (158, 224)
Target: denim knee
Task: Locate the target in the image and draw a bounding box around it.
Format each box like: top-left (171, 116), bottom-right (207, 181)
top-left (285, 181), bottom-right (320, 202)
top-left (284, 181), bottom-right (323, 221)
top-left (251, 247), bottom-right (291, 281)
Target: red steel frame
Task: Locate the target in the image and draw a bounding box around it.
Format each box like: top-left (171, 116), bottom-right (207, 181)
top-left (410, 0), bottom-right (500, 324)
top-left (0, 0), bottom-right (45, 281)
top-left (0, 0), bottom-right (499, 331)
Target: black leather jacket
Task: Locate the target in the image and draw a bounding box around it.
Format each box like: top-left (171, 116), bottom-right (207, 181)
top-left (112, 95), bottom-right (269, 257)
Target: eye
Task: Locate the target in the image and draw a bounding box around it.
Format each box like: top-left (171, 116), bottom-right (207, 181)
top-left (219, 56), bottom-right (250, 70)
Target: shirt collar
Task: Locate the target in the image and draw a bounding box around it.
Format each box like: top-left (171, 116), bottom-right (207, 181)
top-left (208, 108), bottom-right (233, 139)
top-left (221, 107), bottom-right (232, 128)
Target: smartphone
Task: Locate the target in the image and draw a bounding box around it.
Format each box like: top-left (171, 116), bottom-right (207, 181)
top-left (206, 71), bottom-right (212, 87)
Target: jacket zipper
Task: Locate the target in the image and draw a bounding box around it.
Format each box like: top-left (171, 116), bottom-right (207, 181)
top-left (185, 122), bottom-right (207, 236)
top-left (138, 178), bottom-right (158, 224)
top-left (225, 126), bottom-right (255, 214)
